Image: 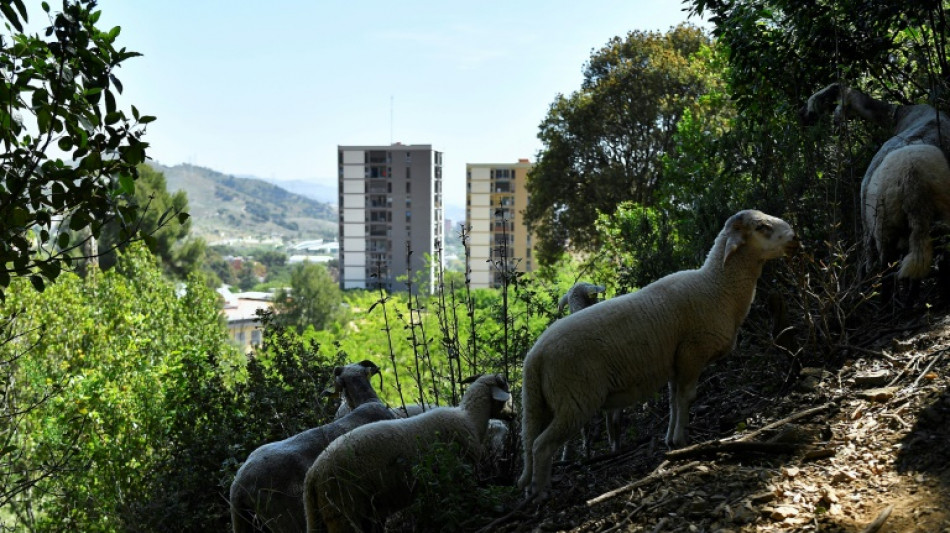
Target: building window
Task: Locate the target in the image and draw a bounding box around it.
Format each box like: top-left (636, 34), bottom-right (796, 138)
top-left (406, 182), bottom-right (411, 193)
top-left (251, 329), bottom-right (262, 345)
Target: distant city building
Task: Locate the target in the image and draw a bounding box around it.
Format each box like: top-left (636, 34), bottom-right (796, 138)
top-left (338, 144), bottom-right (443, 292)
top-left (465, 159), bottom-right (536, 289)
top-left (217, 286), bottom-right (273, 353)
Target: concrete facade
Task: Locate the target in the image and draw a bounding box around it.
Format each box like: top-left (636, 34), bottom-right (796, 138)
top-left (338, 144), bottom-right (443, 292)
top-left (465, 159), bottom-right (535, 289)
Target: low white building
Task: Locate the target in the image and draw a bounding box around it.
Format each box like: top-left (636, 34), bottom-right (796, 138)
top-left (217, 286), bottom-right (275, 352)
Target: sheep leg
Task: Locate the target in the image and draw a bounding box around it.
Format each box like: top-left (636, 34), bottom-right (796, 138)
top-left (665, 373), bottom-right (699, 448)
top-left (899, 202), bottom-right (934, 281)
top-left (606, 409), bottom-right (622, 452)
top-left (518, 400), bottom-right (552, 492)
top-left (529, 417), bottom-right (583, 499)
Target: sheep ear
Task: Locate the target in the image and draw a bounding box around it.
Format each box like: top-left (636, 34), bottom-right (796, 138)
top-left (333, 366), bottom-right (344, 377)
top-left (358, 360), bottom-right (380, 374)
top-left (723, 215), bottom-right (747, 266)
top-left (723, 235), bottom-right (744, 266)
top-left (491, 386), bottom-right (511, 403)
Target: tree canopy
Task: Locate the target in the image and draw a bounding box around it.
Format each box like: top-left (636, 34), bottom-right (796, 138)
top-left (0, 0), bottom-right (160, 301)
top-left (524, 24), bottom-right (712, 264)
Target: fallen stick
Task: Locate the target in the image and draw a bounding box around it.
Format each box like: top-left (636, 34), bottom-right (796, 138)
top-left (734, 402), bottom-right (835, 442)
top-left (860, 504), bottom-right (894, 533)
top-left (586, 460), bottom-right (698, 507)
top-left (664, 440), bottom-right (799, 461)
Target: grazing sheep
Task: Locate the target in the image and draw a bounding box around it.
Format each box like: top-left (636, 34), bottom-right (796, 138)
top-left (304, 374), bottom-right (514, 533)
top-left (801, 82), bottom-right (950, 285)
top-left (230, 360), bottom-right (396, 533)
top-left (518, 210), bottom-right (799, 499)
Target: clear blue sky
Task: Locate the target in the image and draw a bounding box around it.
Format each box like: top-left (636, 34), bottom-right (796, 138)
top-left (96, 1), bottom-right (706, 214)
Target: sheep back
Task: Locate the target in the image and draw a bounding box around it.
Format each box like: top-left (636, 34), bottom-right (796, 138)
top-left (306, 408), bottom-right (482, 532)
top-left (230, 401), bottom-right (395, 532)
top-left (863, 143), bottom-right (950, 278)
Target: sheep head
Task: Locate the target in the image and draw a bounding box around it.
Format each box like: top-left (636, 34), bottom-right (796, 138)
top-left (323, 360), bottom-right (381, 399)
top-left (462, 374), bottom-right (515, 420)
top-left (800, 82), bottom-right (842, 125)
top-left (722, 210), bottom-right (799, 267)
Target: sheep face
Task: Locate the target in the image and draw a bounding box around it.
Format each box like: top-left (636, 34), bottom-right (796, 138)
top-left (488, 375), bottom-right (515, 421)
top-left (325, 360), bottom-right (379, 401)
top-left (723, 210), bottom-right (799, 266)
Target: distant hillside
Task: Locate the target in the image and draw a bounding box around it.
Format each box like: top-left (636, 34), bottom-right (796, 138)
top-left (150, 162), bottom-right (338, 242)
top-left (255, 177), bottom-right (338, 204)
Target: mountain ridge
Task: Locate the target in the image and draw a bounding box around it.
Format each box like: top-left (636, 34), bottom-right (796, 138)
top-left (149, 162), bottom-right (338, 243)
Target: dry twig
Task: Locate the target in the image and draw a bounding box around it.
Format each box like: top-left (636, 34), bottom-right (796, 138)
top-left (860, 504), bottom-right (894, 533)
top-left (586, 460), bottom-right (699, 507)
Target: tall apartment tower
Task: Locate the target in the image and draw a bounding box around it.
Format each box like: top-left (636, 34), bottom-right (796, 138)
top-left (338, 144), bottom-right (443, 293)
top-left (465, 159), bottom-right (535, 289)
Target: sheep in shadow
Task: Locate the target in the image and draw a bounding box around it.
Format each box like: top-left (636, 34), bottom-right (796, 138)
top-left (801, 82), bottom-right (950, 296)
top-left (518, 210), bottom-right (799, 500)
top-left (304, 374), bottom-right (514, 533)
top-left (229, 360), bottom-right (396, 533)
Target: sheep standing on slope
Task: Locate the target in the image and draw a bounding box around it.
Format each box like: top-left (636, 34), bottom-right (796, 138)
top-left (801, 82), bottom-right (950, 287)
top-left (304, 374), bottom-right (514, 533)
top-left (230, 360), bottom-right (396, 533)
top-left (518, 210), bottom-right (799, 499)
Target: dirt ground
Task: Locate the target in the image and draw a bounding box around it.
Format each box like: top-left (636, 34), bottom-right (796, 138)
top-left (480, 299), bottom-right (950, 533)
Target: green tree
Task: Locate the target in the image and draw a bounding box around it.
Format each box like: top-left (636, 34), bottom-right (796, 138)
top-left (0, 244), bottom-right (242, 531)
top-left (0, 0), bottom-right (159, 301)
top-left (273, 262), bottom-right (343, 331)
top-left (524, 24), bottom-right (712, 265)
top-left (256, 249), bottom-right (287, 268)
top-left (97, 163), bottom-right (195, 277)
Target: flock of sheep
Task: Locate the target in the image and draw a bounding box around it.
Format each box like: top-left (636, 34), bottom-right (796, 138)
top-left (229, 83), bottom-right (950, 531)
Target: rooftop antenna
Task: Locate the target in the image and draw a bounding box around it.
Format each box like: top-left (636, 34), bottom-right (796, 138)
top-left (390, 95), bottom-right (394, 144)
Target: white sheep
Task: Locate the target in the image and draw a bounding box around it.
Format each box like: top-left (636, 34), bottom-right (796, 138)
top-left (863, 143), bottom-right (950, 280)
top-left (518, 210), bottom-right (799, 499)
top-left (230, 360), bottom-right (396, 533)
top-left (801, 82), bottom-right (950, 284)
top-left (304, 374), bottom-right (514, 533)
top-left (555, 282), bottom-right (622, 460)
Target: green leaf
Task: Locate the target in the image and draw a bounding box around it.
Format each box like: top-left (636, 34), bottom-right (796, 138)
top-left (58, 232), bottom-right (70, 249)
top-left (105, 89), bottom-right (116, 115)
top-left (110, 74), bottom-right (123, 95)
top-left (0, 444), bottom-right (16, 459)
top-left (177, 212), bottom-right (190, 224)
top-left (29, 274), bottom-right (45, 292)
top-left (12, 0), bottom-right (27, 22)
top-left (69, 212), bottom-right (89, 231)
top-left (11, 207), bottom-right (28, 226)
top-left (119, 173), bottom-right (135, 195)
top-left (58, 136), bottom-right (73, 151)
top-left (0, 3), bottom-right (23, 32)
